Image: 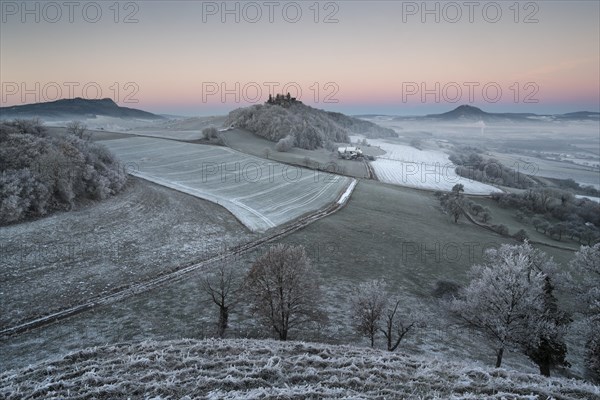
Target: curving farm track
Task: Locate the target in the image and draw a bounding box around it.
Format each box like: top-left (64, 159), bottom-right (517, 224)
top-left (0, 174), bottom-right (357, 338)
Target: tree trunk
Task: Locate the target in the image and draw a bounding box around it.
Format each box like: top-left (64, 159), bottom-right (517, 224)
top-left (539, 361), bottom-right (551, 377)
top-left (217, 306), bottom-right (229, 338)
top-left (495, 347), bottom-right (504, 368)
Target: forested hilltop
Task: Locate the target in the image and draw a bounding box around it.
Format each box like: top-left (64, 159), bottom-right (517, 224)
top-left (225, 94), bottom-right (397, 150)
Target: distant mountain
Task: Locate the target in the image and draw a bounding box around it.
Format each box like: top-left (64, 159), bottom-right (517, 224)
top-left (424, 105), bottom-right (537, 122)
top-left (0, 98), bottom-right (164, 120)
top-left (391, 105), bottom-right (600, 122)
top-left (554, 111), bottom-right (600, 121)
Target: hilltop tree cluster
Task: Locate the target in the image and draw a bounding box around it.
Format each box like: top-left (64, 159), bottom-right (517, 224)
top-left (0, 119), bottom-right (127, 224)
top-left (224, 100), bottom-right (396, 151)
top-left (266, 93), bottom-right (299, 108)
top-left (225, 103), bottom-right (348, 150)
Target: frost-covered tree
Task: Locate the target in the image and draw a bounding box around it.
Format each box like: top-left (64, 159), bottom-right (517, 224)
top-left (275, 135), bottom-right (294, 152)
top-left (439, 185), bottom-right (465, 223)
top-left (568, 244), bottom-right (600, 380)
top-left (245, 244), bottom-right (324, 341)
top-left (202, 126), bottom-right (218, 139)
top-left (450, 242), bottom-right (567, 371)
top-left (522, 276), bottom-right (571, 376)
top-left (66, 120), bottom-right (87, 139)
top-left (201, 262), bottom-right (243, 338)
top-left (351, 280), bottom-right (388, 347)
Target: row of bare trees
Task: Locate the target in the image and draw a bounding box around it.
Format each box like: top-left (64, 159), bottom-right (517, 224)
top-left (201, 241), bottom-right (600, 381)
top-left (201, 244), bottom-right (422, 351)
top-left (350, 280), bottom-right (423, 351)
top-left (201, 244), bottom-right (323, 341)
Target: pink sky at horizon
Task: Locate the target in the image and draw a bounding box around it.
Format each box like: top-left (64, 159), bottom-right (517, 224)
top-left (1, 1), bottom-right (598, 116)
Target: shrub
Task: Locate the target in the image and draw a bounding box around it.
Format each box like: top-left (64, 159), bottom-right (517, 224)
top-left (492, 224), bottom-right (510, 236)
top-left (275, 135), bottom-right (294, 152)
top-left (513, 229), bottom-right (529, 242)
top-left (202, 127), bottom-right (219, 139)
top-left (432, 280), bottom-right (461, 299)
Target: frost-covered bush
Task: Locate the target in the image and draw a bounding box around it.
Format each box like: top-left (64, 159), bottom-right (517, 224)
top-left (202, 126), bottom-right (218, 139)
top-left (275, 135), bottom-right (294, 152)
top-left (0, 119), bottom-right (127, 224)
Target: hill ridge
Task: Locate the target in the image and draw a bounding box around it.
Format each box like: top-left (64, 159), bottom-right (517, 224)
top-left (0, 97), bottom-right (164, 120)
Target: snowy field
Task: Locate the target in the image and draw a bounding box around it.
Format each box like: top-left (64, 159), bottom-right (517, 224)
top-left (361, 138), bottom-right (501, 194)
top-left (100, 137), bottom-right (353, 231)
top-left (45, 115), bottom-right (159, 131)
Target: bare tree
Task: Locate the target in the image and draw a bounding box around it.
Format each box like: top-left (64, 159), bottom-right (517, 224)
top-left (66, 120), bottom-right (87, 139)
top-left (381, 298), bottom-right (423, 352)
top-left (450, 242), bottom-right (566, 371)
top-left (201, 262), bottom-right (243, 337)
top-left (351, 279), bottom-right (388, 347)
top-left (245, 244), bottom-right (323, 341)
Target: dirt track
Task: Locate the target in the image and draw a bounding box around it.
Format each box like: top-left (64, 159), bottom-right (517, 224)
top-left (0, 178), bottom-right (357, 338)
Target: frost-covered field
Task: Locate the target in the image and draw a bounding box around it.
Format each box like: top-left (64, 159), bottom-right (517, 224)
top-left (490, 152), bottom-right (600, 190)
top-left (0, 178), bottom-right (254, 329)
top-left (1, 339), bottom-right (598, 400)
top-left (364, 138), bottom-right (501, 194)
top-left (100, 137), bottom-right (353, 231)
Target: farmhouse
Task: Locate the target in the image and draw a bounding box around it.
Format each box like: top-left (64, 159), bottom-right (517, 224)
top-left (337, 146), bottom-right (363, 160)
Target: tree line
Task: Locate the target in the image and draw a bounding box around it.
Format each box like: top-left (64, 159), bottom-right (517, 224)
top-left (0, 119), bottom-right (127, 225)
top-left (491, 189), bottom-right (600, 245)
top-left (201, 241), bottom-right (600, 381)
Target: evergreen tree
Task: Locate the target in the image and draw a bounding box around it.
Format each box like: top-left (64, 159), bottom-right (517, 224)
top-left (523, 276), bottom-right (571, 376)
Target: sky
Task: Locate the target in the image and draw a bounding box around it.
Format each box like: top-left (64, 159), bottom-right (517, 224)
top-left (1, 0), bottom-right (599, 116)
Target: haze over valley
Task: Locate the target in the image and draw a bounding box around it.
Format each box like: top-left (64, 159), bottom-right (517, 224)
top-left (1, 1), bottom-right (599, 398)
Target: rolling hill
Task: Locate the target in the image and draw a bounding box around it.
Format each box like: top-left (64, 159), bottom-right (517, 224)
top-left (225, 100), bottom-right (397, 150)
top-left (0, 98), bottom-right (164, 120)
top-left (390, 105), bottom-right (600, 122)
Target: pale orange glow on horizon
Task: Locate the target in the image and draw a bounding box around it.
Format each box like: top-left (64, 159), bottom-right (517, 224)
top-left (1, 1), bottom-right (598, 115)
